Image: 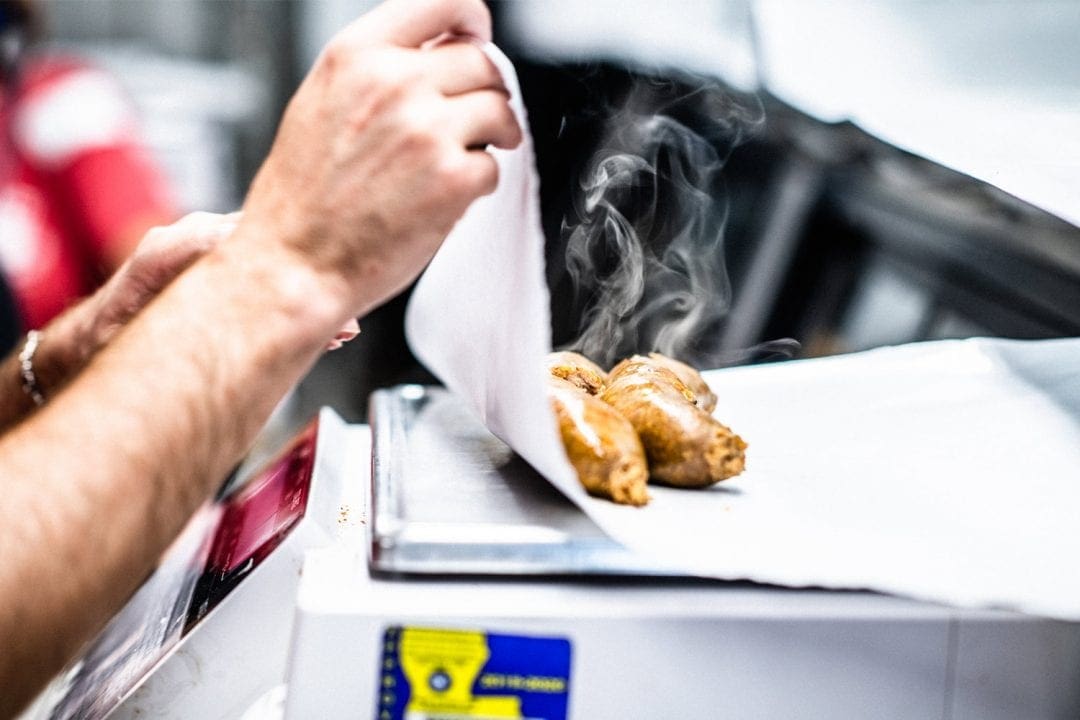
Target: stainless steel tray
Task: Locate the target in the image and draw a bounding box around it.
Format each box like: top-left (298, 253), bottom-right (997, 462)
top-left (368, 385), bottom-right (679, 577)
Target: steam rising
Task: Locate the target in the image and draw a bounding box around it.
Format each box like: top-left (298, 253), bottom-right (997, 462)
top-left (561, 79), bottom-right (791, 368)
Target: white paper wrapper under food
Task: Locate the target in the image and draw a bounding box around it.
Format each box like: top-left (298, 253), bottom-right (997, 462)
top-left (406, 47), bottom-right (1080, 619)
top-left (598, 337), bottom-right (1080, 620)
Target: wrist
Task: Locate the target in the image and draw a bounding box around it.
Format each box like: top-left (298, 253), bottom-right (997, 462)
top-left (237, 168), bottom-right (393, 320)
top-left (17, 332), bottom-right (45, 407)
top-left (27, 305), bottom-right (95, 401)
top-left (205, 227), bottom-right (353, 351)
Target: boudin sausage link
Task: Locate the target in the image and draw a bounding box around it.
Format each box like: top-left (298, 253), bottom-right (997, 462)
top-left (546, 351), bottom-right (608, 396)
top-left (546, 374), bottom-right (650, 506)
top-left (602, 356), bottom-right (745, 488)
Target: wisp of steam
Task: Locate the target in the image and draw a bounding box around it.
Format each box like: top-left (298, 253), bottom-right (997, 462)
top-left (560, 77), bottom-right (796, 369)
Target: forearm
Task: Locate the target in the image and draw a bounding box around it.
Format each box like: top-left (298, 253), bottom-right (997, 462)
top-left (0, 236), bottom-right (347, 716)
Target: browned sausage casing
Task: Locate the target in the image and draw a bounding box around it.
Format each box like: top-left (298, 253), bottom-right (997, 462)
top-left (602, 357), bottom-right (746, 488)
top-left (546, 351), bottom-right (608, 395)
top-left (644, 352), bottom-right (717, 413)
top-left (547, 376), bottom-right (650, 506)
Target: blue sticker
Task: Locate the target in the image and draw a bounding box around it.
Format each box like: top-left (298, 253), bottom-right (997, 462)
top-left (377, 626), bottom-right (572, 720)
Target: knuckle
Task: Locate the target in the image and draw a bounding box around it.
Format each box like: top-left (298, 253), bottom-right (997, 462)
top-left (433, 154), bottom-right (467, 192)
top-left (356, 57), bottom-right (415, 114)
top-left (429, 0), bottom-right (481, 17)
top-left (142, 225), bottom-right (170, 247)
top-left (496, 99), bottom-right (522, 146)
top-left (363, 50), bottom-right (419, 94)
top-left (475, 156), bottom-right (499, 196)
top-left (464, 44), bottom-right (498, 83)
top-left (436, 153), bottom-right (496, 200)
top-left (400, 122), bottom-right (440, 159)
top-left (319, 36), bottom-right (352, 75)
top-left (394, 101), bottom-right (440, 153)
top-left (460, 0), bottom-right (492, 31)
top-left (321, 41), bottom-right (403, 92)
top-left (182, 211), bottom-right (217, 227)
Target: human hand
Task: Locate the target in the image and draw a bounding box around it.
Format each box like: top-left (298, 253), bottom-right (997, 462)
top-left (83, 212), bottom-right (241, 357)
top-left (36, 212), bottom-right (355, 399)
top-left (236, 0), bottom-right (522, 320)
top-left (54, 211), bottom-right (359, 375)
top-left (26, 212), bottom-right (239, 399)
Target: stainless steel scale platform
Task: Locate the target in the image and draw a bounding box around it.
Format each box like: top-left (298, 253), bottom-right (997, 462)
top-left (368, 384), bottom-right (677, 578)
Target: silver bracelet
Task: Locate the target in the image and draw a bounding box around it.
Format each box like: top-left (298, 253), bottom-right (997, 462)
top-left (18, 330), bottom-right (45, 407)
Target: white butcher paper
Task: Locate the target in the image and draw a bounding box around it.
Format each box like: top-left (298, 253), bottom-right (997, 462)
top-left (593, 337), bottom-right (1080, 620)
top-left (406, 46), bottom-right (1080, 619)
top-left (405, 43), bottom-right (583, 499)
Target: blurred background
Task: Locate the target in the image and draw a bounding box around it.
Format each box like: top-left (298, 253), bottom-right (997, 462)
top-left (7, 0), bottom-right (1080, 424)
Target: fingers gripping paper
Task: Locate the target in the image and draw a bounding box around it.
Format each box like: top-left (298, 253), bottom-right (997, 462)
top-left (407, 46), bottom-right (1080, 619)
top-left (405, 44), bottom-right (582, 499)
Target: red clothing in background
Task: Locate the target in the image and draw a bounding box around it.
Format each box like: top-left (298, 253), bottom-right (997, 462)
top-left (0, 56), bottom-right (175, 329)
